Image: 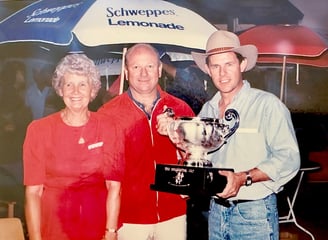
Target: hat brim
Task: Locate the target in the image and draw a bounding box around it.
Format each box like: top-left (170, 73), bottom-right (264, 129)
top-left (191, 45), bottom-right (258, 73)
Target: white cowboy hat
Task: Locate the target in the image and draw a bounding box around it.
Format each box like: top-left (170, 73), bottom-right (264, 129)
top-left (191, 30), bottom-right (258, 73)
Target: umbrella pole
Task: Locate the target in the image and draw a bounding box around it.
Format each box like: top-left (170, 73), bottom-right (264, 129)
top-left (296, 63), bottom-right (300, 85)
top-left (105, 68), bottom-right (109, 91)
top-left (280, 56), bottom-right (287, 102)
top-left (119, 47), bottom-right (127, 95)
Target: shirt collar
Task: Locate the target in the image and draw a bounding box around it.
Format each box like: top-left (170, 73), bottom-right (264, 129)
top-left (127, 88), bottom-right (160, 119)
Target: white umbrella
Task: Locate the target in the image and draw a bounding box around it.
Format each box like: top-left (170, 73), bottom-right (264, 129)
top-left (0, 0), bottom-right (217, 50)
top-left (94, 57), bottom-right (122, 76)
top-left (0, 0), bottom-right (217, 94)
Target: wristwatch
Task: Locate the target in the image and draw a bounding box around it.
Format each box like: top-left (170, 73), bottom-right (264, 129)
top-left (245, 171), bottom-right (252, 186)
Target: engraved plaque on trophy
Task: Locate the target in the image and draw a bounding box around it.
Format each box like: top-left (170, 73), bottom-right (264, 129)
top-left (150, 109), bottom-right (240, 197)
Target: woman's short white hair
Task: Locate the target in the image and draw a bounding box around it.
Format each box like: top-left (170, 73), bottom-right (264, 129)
top-left (52, 53), bottom-right (101, 101)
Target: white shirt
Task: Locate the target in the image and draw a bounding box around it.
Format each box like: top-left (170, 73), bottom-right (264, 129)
top-left (198, 80), bottom-right (300, 200)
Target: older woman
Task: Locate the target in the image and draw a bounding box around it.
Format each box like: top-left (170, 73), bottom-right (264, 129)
top-left (23, 54), bottom-right (124, 240)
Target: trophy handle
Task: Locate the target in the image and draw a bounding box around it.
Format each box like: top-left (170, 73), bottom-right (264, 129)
top-left (223, 109), bottom-right (240, 139)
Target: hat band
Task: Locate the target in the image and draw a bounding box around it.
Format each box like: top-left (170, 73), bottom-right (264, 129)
top-left (207, 47), bottom-right (234, 54)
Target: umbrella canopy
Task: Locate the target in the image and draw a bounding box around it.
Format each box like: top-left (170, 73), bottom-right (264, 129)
top-left (239, 24), bottom-right (328, 102)
top-left (257, 50), bottom-right (328, 68)
top-left (0, 0), bottom-right (217, 51)
top-left (0, 0), bottom-right (218, 94)
top-left (239, 25), bottom-right (327, 57)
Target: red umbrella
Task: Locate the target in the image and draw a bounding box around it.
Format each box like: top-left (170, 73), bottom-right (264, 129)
top-left (239, 24), bottom-right (327, 56)
top-left (239, 24), bottom-right (328, 102)
top-left (257, 50), bottom-right (328, 85)
top-left (257, 50), bottom-right (328, 68)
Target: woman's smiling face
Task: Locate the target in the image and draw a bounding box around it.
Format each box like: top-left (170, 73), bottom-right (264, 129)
top-left (59, 72), bottom-right (94, 112)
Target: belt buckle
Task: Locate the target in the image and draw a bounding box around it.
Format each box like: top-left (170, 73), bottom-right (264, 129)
top-left (213, 197), bottom-right (231, 207)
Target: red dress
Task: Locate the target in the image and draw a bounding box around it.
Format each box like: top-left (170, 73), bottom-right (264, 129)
top-left (23, 112), bottom-right (124, 240)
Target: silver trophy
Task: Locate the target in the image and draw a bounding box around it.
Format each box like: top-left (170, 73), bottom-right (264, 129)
top-left (150, 109), bottom-right (239, 196)
top-left (167, 109), bottom-right (240, 167)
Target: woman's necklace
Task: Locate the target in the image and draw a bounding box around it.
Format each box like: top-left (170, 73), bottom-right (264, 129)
top-left (61, 110), bottom-right (90, 144)
top-left (78, 133), bottom-right (85, 144)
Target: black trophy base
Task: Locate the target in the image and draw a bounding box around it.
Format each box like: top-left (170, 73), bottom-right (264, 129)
top-left (150, 164), bottom-right (234, 197)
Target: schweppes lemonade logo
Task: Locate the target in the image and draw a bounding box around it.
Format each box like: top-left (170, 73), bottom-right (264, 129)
top-left (106, 7), bottom-right (184, 30)
top-left (24, 3), bottom-right (83, 23)
top-left (23, 2), bottom-right (184, 30)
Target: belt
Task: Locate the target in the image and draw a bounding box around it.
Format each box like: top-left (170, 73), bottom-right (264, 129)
top-left (213, 197), bottom-right (253, 207)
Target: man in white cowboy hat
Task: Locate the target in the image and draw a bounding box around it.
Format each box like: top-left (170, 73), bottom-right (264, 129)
top-left (157, 30), bottom-right (300, 240)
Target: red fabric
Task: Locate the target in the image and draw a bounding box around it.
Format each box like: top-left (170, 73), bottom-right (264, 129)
top-left (23, 112), bottom-right (124, 240)
top-left (309, 150), bottom-right (328, 182)
top-left (108, 75), bottom-right (121, 96)
top-left (98, 87), bottom-right (195, 224)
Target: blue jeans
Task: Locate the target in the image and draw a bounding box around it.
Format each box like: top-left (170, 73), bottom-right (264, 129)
top-left (208, 194), bottom-right (279, 240)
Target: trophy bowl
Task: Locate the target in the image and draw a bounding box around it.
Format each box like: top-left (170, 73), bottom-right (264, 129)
top-left (167, 109), bottom-right (240, 167)
top-left (150, 109), bottom-right (239, 196)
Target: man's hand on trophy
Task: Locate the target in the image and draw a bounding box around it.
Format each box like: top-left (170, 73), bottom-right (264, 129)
top-left (156, 105), bottom-right (175, 136)
top-left (215, 170), bottom-right (244, 199)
